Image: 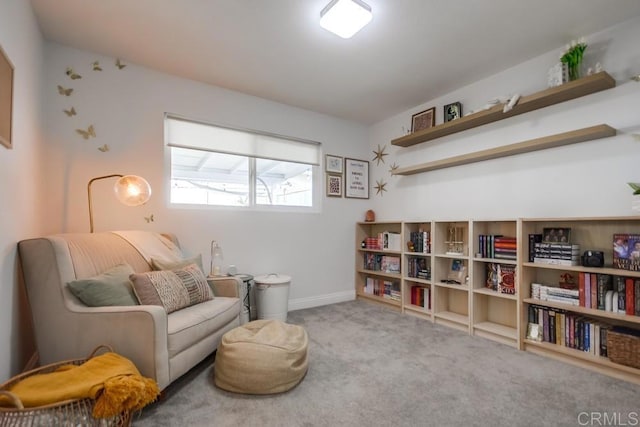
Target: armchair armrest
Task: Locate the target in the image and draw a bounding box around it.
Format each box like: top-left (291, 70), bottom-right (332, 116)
top-left (207, 276), bottom-right (242, 298)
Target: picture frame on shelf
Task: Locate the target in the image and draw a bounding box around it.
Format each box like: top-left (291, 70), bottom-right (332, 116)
top-left (326, 174), bottom-right (342, 197)
top-left (411, 107), bottom-right (435, 133)
top-left (345, 158), bottom-right (369, 199)
top-left (542, 227), bottom-right (571, 243)
top-left (444, 102), bottom-right (462, 122)
top-left (325, 154), bottom-right (343, 174)
top-left (0, 43), bottom-right (14, 149)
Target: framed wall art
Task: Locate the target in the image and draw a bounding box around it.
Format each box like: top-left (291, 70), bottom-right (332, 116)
top-left (411, 107), bottom-right (435, 132)
top-left (326, 174), bottom-right (342, 197)
top-left (0, 44), bottom-right (14, 149)
top-left (325, 154), bottom-right (343, 174)
top-left (345, 158), bottom-right (369, 199)
top-left (444, 102), bottom-right (462, 122)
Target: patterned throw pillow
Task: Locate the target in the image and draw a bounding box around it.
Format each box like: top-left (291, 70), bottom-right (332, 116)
top-left (129, 263), bottom-right (213, 313)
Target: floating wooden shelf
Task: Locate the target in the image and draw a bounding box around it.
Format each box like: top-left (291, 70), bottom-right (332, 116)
top-left (392, 124), bottom-right (616, 176)
top-left (391, 71), bottom-right (616, 148)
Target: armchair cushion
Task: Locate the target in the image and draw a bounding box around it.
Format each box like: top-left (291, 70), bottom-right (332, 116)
top-left (130, 263), bottom-right (213, 313)
top-left (67, 263), bottom-right (138, 307)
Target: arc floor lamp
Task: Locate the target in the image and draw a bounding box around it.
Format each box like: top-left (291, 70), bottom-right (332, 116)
top-left (87, 174), bottom-right (152, 232)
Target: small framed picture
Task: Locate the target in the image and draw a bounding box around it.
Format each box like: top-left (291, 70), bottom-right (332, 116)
top-left (527, 323), bottom-right (542, 341)
top-left (411, 107), bottom-right (435, 133)
top-left (444, 102), bottom-right (462, 122)
top-left (325, 154), bottom-right (343, 174)
top-left (326, 174), bottom-right (342, 197)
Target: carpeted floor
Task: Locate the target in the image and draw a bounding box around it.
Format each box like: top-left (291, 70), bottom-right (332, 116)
top-left (132, 299), bottom-right (640, 427)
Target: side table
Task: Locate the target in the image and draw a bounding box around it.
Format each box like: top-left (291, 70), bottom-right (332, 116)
top-left (234, 273), bottom-right (254, 324)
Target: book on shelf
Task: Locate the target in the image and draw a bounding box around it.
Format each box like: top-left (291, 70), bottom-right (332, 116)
top-left (364, 277), bottom-right (400, 300)
top-left (363, 253), bottom-right (400, 273)
top-left (486, 263), bottom-right (498, 291)
top-left (527, 304), bottom-right (613, 357)
top-left (407, 256), bottom-right (430, 280)
top-left (528, 234), bottom-right (543, 262)
top-left (381, 231), bottom-right (402, 251)
top-left (613, 233), bottom-right (640, 271)
top-left (410, 285), bottom-right (430, 310)
top-left (478, 235), bottom-right (517, 259)
top-left (409, 230), bottom-right (430, 254)
top-left (498, 264), bottom-right (516, 295)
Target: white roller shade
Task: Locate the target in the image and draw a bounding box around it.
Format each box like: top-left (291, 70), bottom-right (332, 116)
top-left (166, 116), bottom-right (321, 165)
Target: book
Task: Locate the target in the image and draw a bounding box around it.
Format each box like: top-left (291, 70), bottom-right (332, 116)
top-left (614, 276), bottom-right (626, 314)
top-left (626, 278), bottom-right (635, 316)
top-left (498, 264), bottom-right (516, 295)
top-left (596, 274), bottom-right (612, 310)
top-left (486, 263), bottom-right (498, 291)
top-left (613, 233), bottom-right (640, 271)
top-left (528, 234), bottom-right (543, 262)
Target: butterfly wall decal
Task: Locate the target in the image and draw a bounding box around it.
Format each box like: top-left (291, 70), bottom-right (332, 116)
top-left (144, 214), bottom-right (155, 223)
top-left (76, 125), bottom-right (96, 140)
top-left (92, 61), bottom-right (102, 71)
top-left (65, 67), bottom-right (82, 80)
top-left (97, 144), bottom-right (109, 152)
top-left (57, 85), bottom-right (73, 96)
top-left (63, 107), bottom-right (76, 117)
top-left (115, 58), bottom-right (126, 69)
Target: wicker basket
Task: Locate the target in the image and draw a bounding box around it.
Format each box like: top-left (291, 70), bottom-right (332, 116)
top-left (608, 328), bottom-right (640, 369)
top-left (0, 345), bottom-right (131, 427)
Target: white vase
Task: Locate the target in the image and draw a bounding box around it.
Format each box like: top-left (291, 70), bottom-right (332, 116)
top-left (632, 195), bottom-right (640, 214)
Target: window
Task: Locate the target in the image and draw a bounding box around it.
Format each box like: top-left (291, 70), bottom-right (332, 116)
top-left (165, 115), bottom-right (321, 209)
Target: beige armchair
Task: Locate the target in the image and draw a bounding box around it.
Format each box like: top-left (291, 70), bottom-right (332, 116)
top-left (18, 231), bottom-right (241, 390)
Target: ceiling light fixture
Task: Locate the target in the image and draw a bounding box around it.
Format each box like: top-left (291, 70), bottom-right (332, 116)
top-left (320, 0), bottom-right (372, 39)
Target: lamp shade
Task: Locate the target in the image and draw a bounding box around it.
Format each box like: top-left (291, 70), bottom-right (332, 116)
top-left (113, 175), bottom-right (152, 206)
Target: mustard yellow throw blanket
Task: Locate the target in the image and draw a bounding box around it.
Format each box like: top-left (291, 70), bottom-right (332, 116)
top-left (0, 352), bottom-right (159, 418)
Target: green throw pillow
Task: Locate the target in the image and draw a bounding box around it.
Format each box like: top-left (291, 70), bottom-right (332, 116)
top-left (67, 263), bottom-right (139, 307)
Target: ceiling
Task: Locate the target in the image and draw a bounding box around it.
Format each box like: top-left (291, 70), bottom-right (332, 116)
top-left (30, 0), bottom-right (640, 124)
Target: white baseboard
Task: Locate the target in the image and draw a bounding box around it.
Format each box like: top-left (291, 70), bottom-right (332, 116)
top-left (288, 290), bottom-right (355, 312)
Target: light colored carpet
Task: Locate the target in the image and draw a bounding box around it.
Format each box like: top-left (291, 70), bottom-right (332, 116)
top-left (132, 299), bottom-right (640, 426)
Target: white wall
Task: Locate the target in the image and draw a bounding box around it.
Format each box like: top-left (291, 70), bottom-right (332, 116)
top-left (0, 1), bottom-right (45, 380)
top-left (369, 16), bottom-right (640, 221)
top-left (40, 42), bottom-right (370, 312)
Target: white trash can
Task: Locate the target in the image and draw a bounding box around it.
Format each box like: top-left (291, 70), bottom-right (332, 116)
top-left (254, 273), bottom-right (291, 322)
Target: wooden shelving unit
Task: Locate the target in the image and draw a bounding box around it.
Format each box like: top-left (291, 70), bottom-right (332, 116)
top-left (355, 222), bottom-right (403, 310)
top-left (355, 215), bottom-right (640, 384)
top-left (393, 124), bottom-right (616, 176)
top-left (391, 71), bottom-right (616, 148)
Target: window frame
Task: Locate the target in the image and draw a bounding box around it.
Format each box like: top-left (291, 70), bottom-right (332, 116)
top-left (165, 114), bottom-right (322, 213)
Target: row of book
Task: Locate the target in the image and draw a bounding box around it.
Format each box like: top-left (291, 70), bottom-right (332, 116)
top-left (485, 263), bottom-right (517, 295)
top-left (363, 231), bottom-right (402, 251)
top-left (478, 235), bottom-right (517, 260)
top-left (581, 274), bottom-right (639, 315)
top-left (409, 285), bottom-right (430, 310)
top-left (364, 277), bottom-right (400, 301)
top-left (532, 241), bottom-right (580, 266)
top-left (531, 274), bottom-right (640, 316)
top-left (531, 283), bottom-right (579, 306)
top-left (406, 257), bottom-right (430, 280)
top-left (408, 230), bottom-right (430, 254)
top-left (363, 253), bottom-right (400, 274)
top-left (528, 304), bottom-right (611, 357)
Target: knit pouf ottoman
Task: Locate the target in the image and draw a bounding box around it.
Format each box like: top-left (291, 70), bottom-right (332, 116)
top-left (214, 319), bottom-right (308, 394)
